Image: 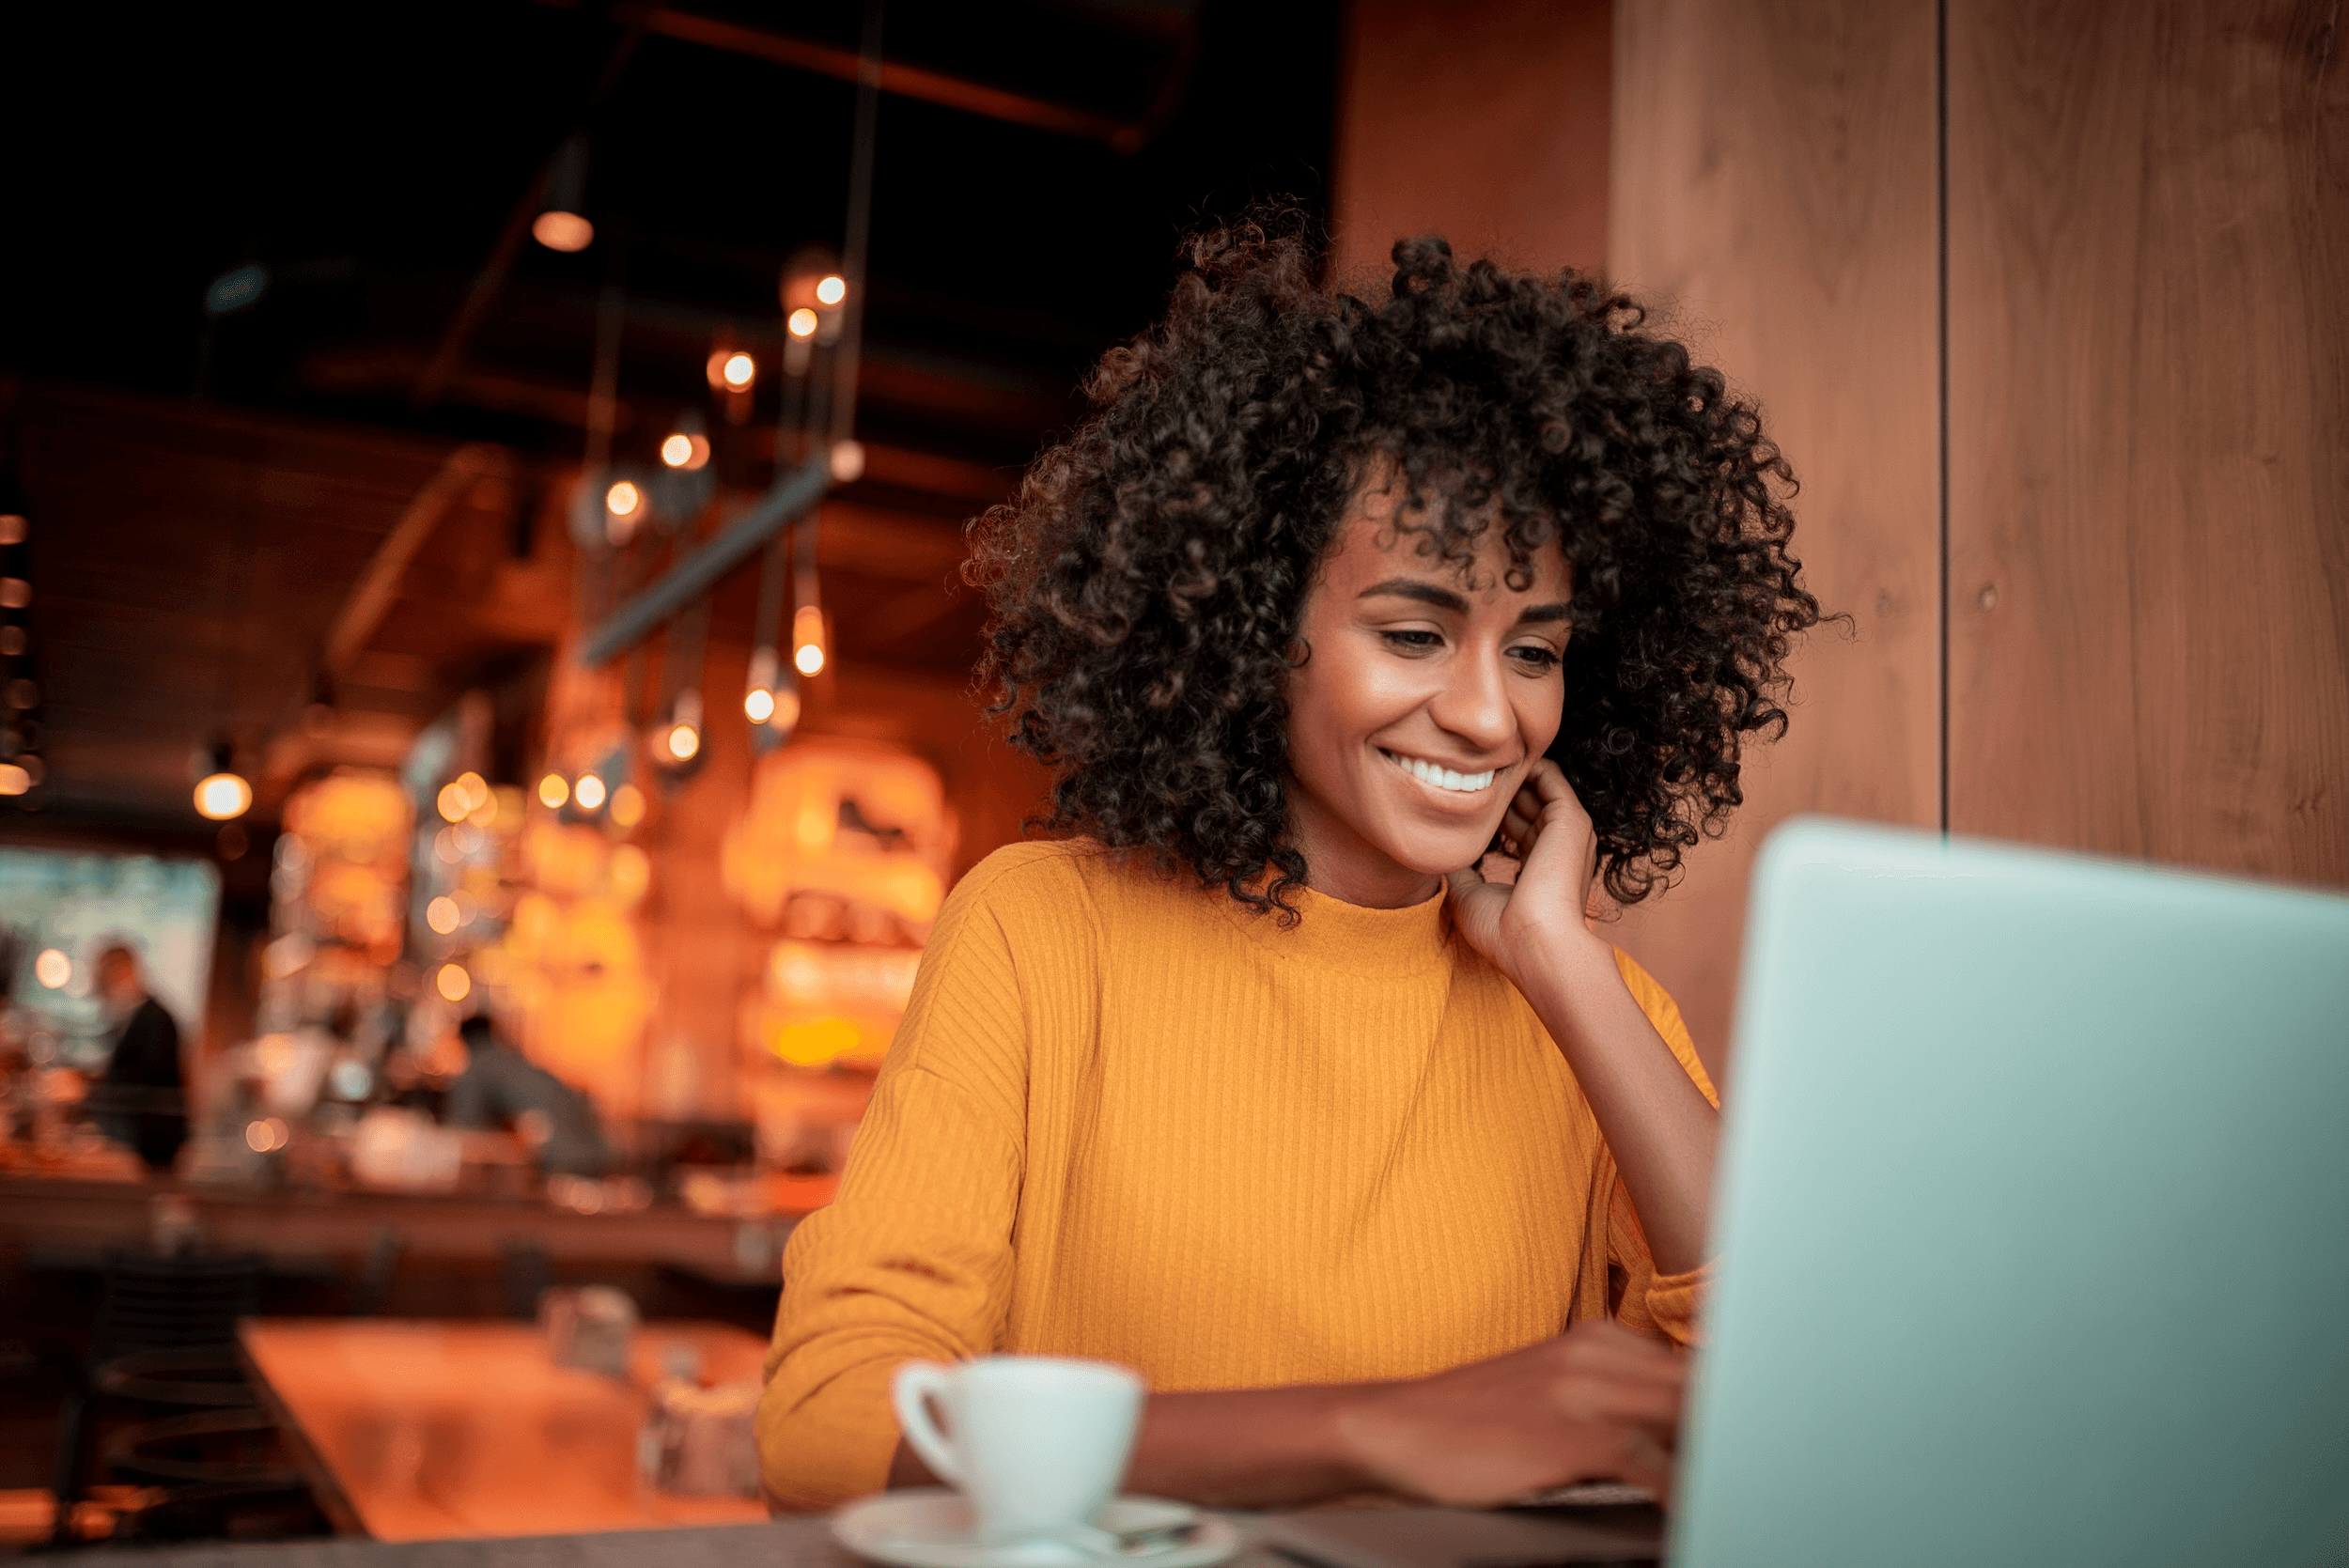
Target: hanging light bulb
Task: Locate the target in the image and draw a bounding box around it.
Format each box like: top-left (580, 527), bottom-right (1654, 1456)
top-left (744, 645), bottom-right (779, 723)
top-left (660, 688), bottom-right (705, 765)
top-left (816, 274), bottom-right (848, 306)
top-left (792, 604), bottom-right (827, 676)
top-left (723, 352), bottom-right (755, 390)
top-left (193, 739), bottom-right (251, 821)
top-left (787, 308), bottom-right (818, 339)
top-left (533, 132), bottom-right (595, 252)
top-left (661, 429), bottom-right (710, 471)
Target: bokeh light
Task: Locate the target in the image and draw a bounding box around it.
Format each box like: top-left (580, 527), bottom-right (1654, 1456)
top-left (666, 722), bottom-right (701, 762)
top-left (532, 210), bottom-right (594, 252)
top-left (194, 771), bottom-right (252, 820)
top-left (605, 479), bottom-right (642, 518)
top-left (574, 773), bottom-right (607, 812)
top-left (426, 895), bottom-right (461, 936)
top-left (609, 783), bottom-right (646, 829)
top-left (816, 274), bottom-right (847, 305)
top-left (34, 949), bottom-right (70, 989)
top-left (744, 687), bottom-right (775, 723)
top-left (787, 307), bottom-right (818, 338)
top-left (537, 773), bottom-right (569, 809)
top-left (436, 963), bottom-right (473, 1002)
top-left (245, 1116), bottom-right (291, 1154)
top-left (722, 351), bottom-right (755, 389)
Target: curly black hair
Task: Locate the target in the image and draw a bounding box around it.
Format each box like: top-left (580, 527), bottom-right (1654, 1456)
top-left (968, 215), bottom-right (1825, 916)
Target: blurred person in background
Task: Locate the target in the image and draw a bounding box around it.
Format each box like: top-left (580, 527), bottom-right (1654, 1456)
top-left (446, 1012), bottom-right (613, 1177)
top-left (94, 942), bottom-right (187, 1172)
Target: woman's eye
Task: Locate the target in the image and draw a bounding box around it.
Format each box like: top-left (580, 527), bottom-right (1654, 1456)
top-left (1509, 644), bottom-right (1562, 673)
top-left (1379, 629), bottom-right (1443, 652)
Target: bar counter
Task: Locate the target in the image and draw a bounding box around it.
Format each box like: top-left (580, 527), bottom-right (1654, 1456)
top-left (0, 1174), bottom-right (804, 1287)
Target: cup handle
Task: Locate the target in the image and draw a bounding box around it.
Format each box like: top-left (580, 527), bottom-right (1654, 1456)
top-left (892, 1360), bottom-right (964, 1487)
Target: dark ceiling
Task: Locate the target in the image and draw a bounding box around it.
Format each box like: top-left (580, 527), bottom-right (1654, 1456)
top-left (0, 0), bottom-right (1340, 832)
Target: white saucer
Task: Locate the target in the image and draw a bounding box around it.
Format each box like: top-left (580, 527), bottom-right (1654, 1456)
top-left (832, 1488), bottom-right (1242, 1568)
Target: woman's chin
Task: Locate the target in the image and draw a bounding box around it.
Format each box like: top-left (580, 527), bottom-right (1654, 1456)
top-left (1383, 829), bottom-right (1503, 881)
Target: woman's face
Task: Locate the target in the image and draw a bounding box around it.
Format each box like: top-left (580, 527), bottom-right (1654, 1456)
top-left (1283, 475), bottom-right (1571, 908)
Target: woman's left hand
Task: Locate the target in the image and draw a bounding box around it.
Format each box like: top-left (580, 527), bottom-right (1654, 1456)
top-left (1447, 759), bottom-right (1600, 985)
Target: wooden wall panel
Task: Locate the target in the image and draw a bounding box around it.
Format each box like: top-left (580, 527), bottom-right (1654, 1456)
top-left (1946, 1), bottom-right (2349, 885)
top-left (1330, 0), bottom-right (1612, 279)
top-left (1605, 0), bottom-right (1943, 1079)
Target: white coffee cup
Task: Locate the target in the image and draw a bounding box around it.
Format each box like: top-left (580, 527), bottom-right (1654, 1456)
top-left (892, 1355), bottom-right (1144, 1543)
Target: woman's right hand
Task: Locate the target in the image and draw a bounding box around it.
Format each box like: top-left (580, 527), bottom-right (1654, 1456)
top-left (1331, 1322), bottom-right (1687, 1506)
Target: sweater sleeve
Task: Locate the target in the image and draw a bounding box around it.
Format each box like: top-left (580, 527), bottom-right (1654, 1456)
top-left (756, 861), bottom-right (1035, 1511)
top-left (1598, 949), bottom-right (1718, 1350)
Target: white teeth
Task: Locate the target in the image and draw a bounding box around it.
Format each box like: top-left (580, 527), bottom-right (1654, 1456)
top-left (1384, 751), bottom-right (1495, 793)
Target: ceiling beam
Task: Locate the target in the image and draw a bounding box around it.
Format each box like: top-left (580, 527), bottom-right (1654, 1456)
top-left (630, 6), bottom-right (1191, 154)
top-left (321, 444), bottom-right (511, 680)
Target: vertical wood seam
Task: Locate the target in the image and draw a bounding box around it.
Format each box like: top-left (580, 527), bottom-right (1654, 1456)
top-left (1937, 0), bottom-right (1952, 837)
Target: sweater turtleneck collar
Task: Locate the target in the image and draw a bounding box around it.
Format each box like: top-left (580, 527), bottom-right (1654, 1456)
top-left (1217, 874), bottom-right (1455, 978)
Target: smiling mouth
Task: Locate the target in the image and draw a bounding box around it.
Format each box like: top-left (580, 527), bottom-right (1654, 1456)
top-left (1379, 749), bottom-right (1500, 794)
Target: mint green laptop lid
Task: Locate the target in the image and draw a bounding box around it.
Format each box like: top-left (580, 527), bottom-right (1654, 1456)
top-left (1673, 818), bottom-right (2349, 1567)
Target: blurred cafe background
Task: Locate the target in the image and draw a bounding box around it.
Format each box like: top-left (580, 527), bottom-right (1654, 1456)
top-left (0, 0), bottom-right (2341, 1551)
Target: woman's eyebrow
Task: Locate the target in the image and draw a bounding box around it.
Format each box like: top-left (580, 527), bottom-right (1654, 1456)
top-left (1357, 578), bottom-right (1470, 613)
top-left (1517, 601), bottom-right (1572, 625)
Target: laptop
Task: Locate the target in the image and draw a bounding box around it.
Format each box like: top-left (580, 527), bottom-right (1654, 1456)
top-left (1672, 817), bottom-right (2349, 1566)
top-left (1260, 817), bottom-right (2347, 1568)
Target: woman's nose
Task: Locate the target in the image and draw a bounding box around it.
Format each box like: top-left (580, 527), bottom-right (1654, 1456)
top-left (1426, 648), bottom-right (1516, 753)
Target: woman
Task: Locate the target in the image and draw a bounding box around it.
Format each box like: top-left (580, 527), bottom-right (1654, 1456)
top-left (758, 221), bottom-right (1822, 1511)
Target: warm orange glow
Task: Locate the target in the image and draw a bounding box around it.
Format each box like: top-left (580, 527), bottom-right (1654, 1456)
top-left (245, 1116), bottom-right (291, 1154)
top-left (828, 440), bottom-right (865, 483)
top-left (770, 686), bottom-right (802, 732)
top-left (436, 963), bottom-right (473, 1002)
top-left (816, 274), bottom-right (847, 305)
top-left (194, 771), bottom-right (252, 821)
top-left (456, 772), bottom-right (489, 811)
top-left (666, 722), bottom-right (701, 762)
top-left (34, 949), bottom-right (70, 989)
top-left (772, 1015), bottom-right (863, 1067)
top-left (426, 895), bottom-right (462, 936)
top-left (574, 773), bottom-right (607, 812)
top-left (787, 307), bottom-right (818, 338)
top-left (609, 783), bottom-right (646, 828)
top-left (792, 604), bottom-right (827, 676)
top-left (537, 773), bottom-right (569, 809)
top-left (722, 351), bottom-right (755, 390)
top-left (533, 210), bottom-right (594, 252)
top-left (0, 763), bottom-right (26, 797)
top-left (436, 783), bottom-right (466, 822)
top-left (744, 687), bottom-right (775, 723)
top-left (605, 479), bottom-right (642, 518)
top-left (659, 431), bottom-right (710, 471)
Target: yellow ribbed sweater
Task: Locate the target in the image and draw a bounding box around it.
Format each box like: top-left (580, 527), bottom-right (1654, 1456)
top-left (757, 840), bottom-right (1716, 1511)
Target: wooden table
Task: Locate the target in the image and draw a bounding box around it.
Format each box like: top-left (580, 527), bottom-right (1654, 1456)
top-left (239, 1319), bottom-right (773, 1542)
top-left (69, 1506), bottom-right (1669, 1568)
